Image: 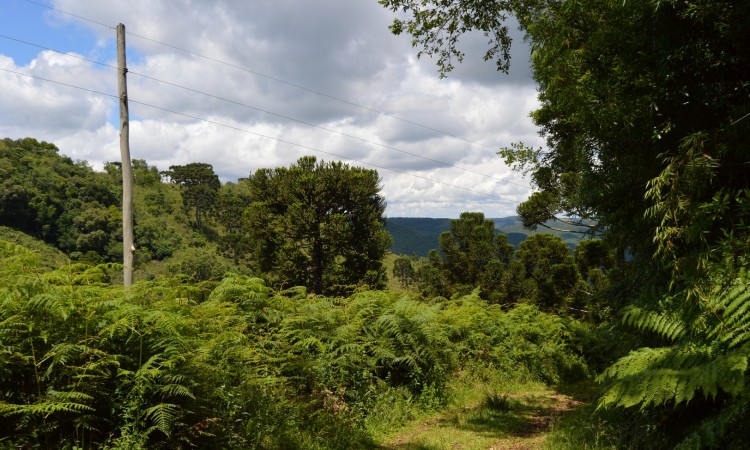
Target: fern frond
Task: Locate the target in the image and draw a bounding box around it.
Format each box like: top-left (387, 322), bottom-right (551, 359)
top-left (42, 343), bottom-right (94, 377)
top-left (25, 292), bottom-right (70, 322)
top-left (598, 347), bottom-right (749, 409)
top-left (157, 383), bottom-right (195, 399)
top-left (142, 403), bottom-right (178, 437)
top-left (47, 390), bottom-right (95, 404)
top-left (622, 306), bottom-right (686, 342)
top-left (0, 400), bottom-right (94, 416)
top-left (706, 282), bottom-right (750, 349)
top-left (712, 282), bottom-right (750, 325)
top-left (598, 346), bottom-right (712, 382)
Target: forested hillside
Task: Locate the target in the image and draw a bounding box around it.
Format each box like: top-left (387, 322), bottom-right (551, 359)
top-left (386, 216), bottom-right (584, 257)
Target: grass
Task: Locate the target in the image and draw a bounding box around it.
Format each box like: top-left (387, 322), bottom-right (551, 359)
top-left (371, 370), bottom-right (596, 450)
top-left (542, 382), bottom-right (642, 450)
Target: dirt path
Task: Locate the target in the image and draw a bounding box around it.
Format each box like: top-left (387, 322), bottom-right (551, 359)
top-left (378, 384), bottom-right (592, 450)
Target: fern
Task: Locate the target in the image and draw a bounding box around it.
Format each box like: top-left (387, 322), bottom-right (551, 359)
top-left (0, 400), bottom-right (94, 416)
top-left (142, 403), bottom-right (179, 437)
top-left (599, 275), bottom-right (750, 446)
top-left (621, 306), bottom-right (687, 342)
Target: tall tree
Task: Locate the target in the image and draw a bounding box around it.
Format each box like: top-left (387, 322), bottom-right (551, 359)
top-left (392, 255), bottom-right (416, 288)
top-left (517, 233), bottom-right (578, 309)
top-left (381, 0), bottom-right (750, 445)
top-left (440, 212), bottom-right (514, 286)
top-left (166, 163), bottom-right (220, 230)
top-left (216, 180), bottom-right (253, 264)
top-left (244, 156), bottom-right (391, 295)
top-left (423, 212), bottom-right (514, 299)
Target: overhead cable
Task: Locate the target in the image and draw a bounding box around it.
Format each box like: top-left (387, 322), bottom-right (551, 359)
top-left (0, 33), bottom-right (529, 189)
top-left (0, 67), bottom-right (522, 204)
top-left (21, 0), bottom-right (508, 154)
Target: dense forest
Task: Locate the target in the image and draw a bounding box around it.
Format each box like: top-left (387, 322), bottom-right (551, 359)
top-left (2, 0), bottom-right (750, 448)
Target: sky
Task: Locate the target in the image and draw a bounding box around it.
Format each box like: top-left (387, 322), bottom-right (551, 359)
top-left (0, 0), bottom-right (543, 218)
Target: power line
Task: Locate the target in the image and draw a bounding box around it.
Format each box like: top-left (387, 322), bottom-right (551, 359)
top-left (0, 33), bottom-right (529, 189)
top-left (21, 0), bottom-right (507, 154)
top-left (0, 67), bottom-right (523, 205)
top-left (22, 0), bottom-right (114, 30)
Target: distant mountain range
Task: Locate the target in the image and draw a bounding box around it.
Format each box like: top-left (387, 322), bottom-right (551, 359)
top-left (385, 216), bottom-right (588, 257)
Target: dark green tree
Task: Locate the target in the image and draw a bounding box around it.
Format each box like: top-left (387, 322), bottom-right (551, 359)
top-left (244, 156), bottom-right (391, 295)
top-left (423, 212), bottom-right (514, 300)
top-left (517, 233), bottom-right (579, 310)
top-left (166, 163), bottom-right (221, 230)
top-left (392, 255), bottom-right (416, 288)
top-left (216, 180), bottom-right (253, 264)
top-left (439, 212), bottom-right (514, 285)
top-left (131, 159), bottom-right (161, 186)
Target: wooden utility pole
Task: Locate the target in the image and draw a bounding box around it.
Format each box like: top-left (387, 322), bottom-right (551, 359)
top-left (117, 23), bottom-right (134, 287)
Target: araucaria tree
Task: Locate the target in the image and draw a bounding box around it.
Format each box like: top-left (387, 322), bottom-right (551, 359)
top-left (165, 163), bottom-right (220, 230)
top-left (423, 212), bottom-right (515, 300)
top-left (244, 156), bottom-right (391, 295)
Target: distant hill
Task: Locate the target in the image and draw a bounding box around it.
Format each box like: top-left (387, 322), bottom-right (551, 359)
top-left (386, 218), bottom-right (452, 256)
top-left (386, 216), bottom-right (588, 257)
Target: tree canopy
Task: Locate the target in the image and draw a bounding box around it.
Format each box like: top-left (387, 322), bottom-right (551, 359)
top-left (243, 156), bottom-right (392, 295)
top-left (383, 0), bottom-right (750, 446)
top-left (165, 163), bottom-right (221, 230)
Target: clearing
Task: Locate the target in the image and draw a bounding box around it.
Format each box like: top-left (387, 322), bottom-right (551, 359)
top-left (375, 381), bottom-right (596, 450)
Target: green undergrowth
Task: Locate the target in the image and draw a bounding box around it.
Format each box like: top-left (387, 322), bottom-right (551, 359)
top-left (0, 240), bottom-right (591, 449)
top-left (543, 391), bottom-right (671, 450)
top-left (0, 225), bottom-right (69, 270)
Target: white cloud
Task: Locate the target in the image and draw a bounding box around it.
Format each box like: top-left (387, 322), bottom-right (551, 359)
top-left (0, 0), bottom-right (543, 218)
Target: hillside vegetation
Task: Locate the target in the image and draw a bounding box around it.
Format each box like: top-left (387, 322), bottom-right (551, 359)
top-left (3, 0), bottom-right (750, 447)
top-left (0, 238), bottom-right (588, 449)
top-left (386, 217), bottom-right (586, 257)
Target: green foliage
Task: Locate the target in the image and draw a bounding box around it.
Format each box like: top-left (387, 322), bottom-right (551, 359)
top-left (597, 274), bottom-right (750, 447)
top-left (216, 180), bottom-right (254, 264)
top-left (0, 139), bottom-right (210, 271)
top-left (516, 234), bottom-right (582, 310)
top-left (165, 245), bottom-right (234, 282)
top-left (0, 245), bottom-right (263, 448)
top-left (418, 212), bottom-right (516, 301)
top-left (0, 225), bottom-right (68, 270)
top-left (440, 212), bottom-right (514, 285)
top-left (0, 239), bottom-right (589, 448)
top-left (379, 0), bottom-right (513, 77)
top-left (164, 163), bottom-right (221, 231)
top-left (244, 156), bottom-right (391, 295)
top-left (0, 138), bottom-right (121, 258)
top-left (392, 255), bottom-right (416, 288)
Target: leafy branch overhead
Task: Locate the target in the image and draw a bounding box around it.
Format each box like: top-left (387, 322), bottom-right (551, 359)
top-left (379, 0), bottom-right (514, 77)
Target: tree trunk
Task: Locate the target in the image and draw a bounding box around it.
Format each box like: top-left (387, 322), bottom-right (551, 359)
top-left (311, 227), bottom-right (324, 295)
